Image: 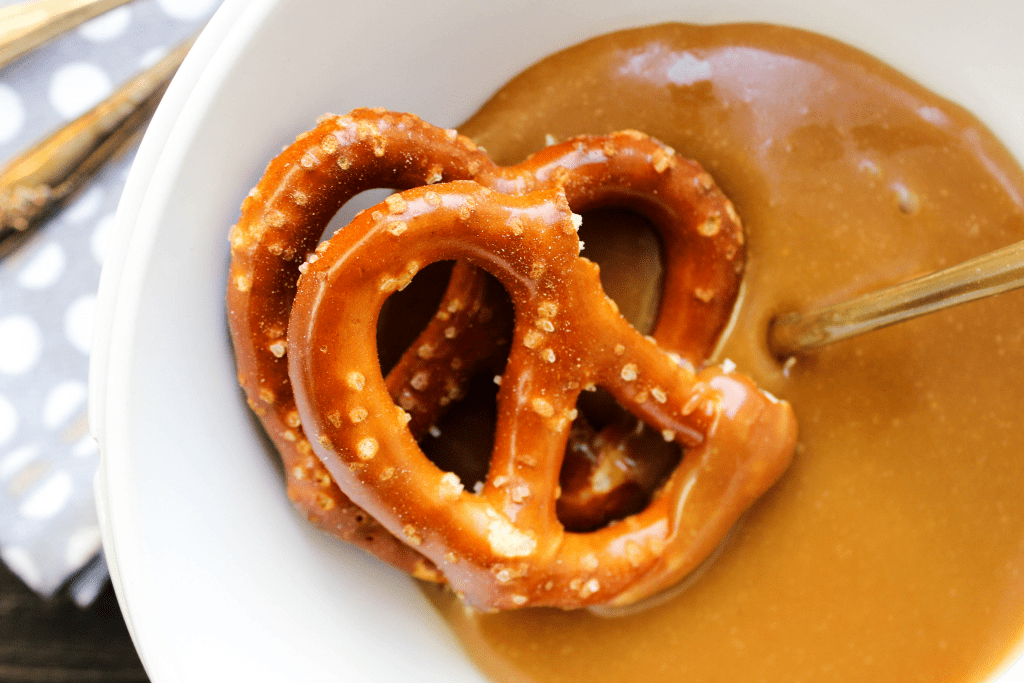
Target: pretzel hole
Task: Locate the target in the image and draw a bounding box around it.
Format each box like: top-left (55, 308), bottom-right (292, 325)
top-left (577, 207), bottom-right (664, 336)
top-left (379, 265), bottom-right (513, 491)
top-left (559, 388), bottom-right (682, 532)
top-left (376, 261), bottom-right (454, 374)
top-left (420, 371), bottom-right (501, 492)
top-left (323, 187), bottom-right (394, 240)
top-left (420, 272), bottom-right (512, 490)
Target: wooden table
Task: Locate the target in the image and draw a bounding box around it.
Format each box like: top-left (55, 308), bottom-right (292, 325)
top-left (0, 561), bottom-right (145, 682)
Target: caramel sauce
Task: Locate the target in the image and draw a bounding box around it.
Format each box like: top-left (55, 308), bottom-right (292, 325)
top-left (424, 22), bottom-right (1024, 683)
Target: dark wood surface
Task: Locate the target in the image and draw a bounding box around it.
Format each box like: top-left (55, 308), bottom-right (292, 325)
top-left (0, 561), bottom-right (146, 683)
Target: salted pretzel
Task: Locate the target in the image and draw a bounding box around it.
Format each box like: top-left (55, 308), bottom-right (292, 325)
top-left (288, 182), bottom-right (797, 609)
top-left (228, 110), bottom-right (493, 581)
top-left (228, 108), bottom-right (747, 578)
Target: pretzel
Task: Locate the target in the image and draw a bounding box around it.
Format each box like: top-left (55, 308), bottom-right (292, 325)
top-left (227, 108), bottom-right (747, 578)
top-left (287, 182), bottom-right (797, 609)
top-left (228, 110), bottom-right (493, 580)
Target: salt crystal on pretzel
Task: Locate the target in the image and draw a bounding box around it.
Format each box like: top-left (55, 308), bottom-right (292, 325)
top-left (288, 182), bottom-right (797, 609)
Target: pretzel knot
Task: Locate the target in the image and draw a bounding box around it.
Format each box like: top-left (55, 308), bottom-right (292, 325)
top-left (287, 182), bottom-right (796, 609)
top-left (228, 108), bottom-right (757, 583)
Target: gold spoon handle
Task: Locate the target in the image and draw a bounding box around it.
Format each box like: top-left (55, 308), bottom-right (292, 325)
top-left (0, 34), bottom-right (194, 255)
top-left (769, 239), bottom-right (1024, 357)
top-left (0, 0), bottom-right (133, 69)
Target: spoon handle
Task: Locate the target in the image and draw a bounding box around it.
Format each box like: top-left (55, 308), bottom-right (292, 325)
top-left (0, 34), bottom-right (194, 256)
top-left (0, 0), bottom-right (133, 70)
top-left (769, 239), bottom-right (1024, 357)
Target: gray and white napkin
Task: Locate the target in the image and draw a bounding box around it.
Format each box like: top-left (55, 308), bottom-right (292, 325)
top-left (0, 0), bottom-right (221, 604)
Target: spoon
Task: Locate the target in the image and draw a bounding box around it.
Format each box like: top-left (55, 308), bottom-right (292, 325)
top-left (0, 34), bottom-right (195, 258)
top-left (768, 239), bottom-right (1024, 358)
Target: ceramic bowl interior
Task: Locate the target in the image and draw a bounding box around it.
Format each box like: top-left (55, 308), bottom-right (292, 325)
top-left (90, 0), bottom-right (1024, 680)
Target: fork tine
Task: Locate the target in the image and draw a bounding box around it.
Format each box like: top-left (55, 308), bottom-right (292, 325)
top-left (0, 0), bottom-right (134, 70)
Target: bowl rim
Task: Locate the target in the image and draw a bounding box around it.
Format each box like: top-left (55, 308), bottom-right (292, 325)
top-left (88, 0), bottom-right (275, 656)
top-left (88, 0), bottom-right (1024, 679)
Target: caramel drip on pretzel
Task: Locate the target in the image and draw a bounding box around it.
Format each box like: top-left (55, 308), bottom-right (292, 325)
top-left (228, 108), bottom-right (748, 581)
top-left (288, 182), bottom-right (797, 609)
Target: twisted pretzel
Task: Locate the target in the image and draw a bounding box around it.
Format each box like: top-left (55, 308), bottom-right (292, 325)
top-left (228, 109), bottom-right (748, 579)
top-left (288, 182), bottom-right (797, 609)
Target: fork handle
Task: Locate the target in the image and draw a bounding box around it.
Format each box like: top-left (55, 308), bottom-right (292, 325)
top-left (0, 0), bottom-right (133, 70)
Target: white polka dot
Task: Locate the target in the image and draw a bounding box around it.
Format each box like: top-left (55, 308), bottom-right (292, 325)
top-left (68, 558), bottom-right (107, 606)
top-left (91, 213), bottom-right (116, 264)
top-left (157, 0), bottom-right (217, 20)
top-left (0, 393), bottom-right (17, 448)
top-left (78, 6), bottom-right (131, 41)
top-left (139, 46), bottom-right (168, 68)
top-left (65, 296), bottom-right (96, 355)
top-left (72, 435), bottom-right (98, 458)
top-left (42, 380), bottom-right (88, 430)
top-left (49, 62), bottom-right (113, 119)
top-left (63, 185), bottom-right (103, 224)
top-left (0, 83), bottom-right (25, 143)
top-left (0, 443), bottom-right (39, 479)
top-left (19, 470), bottom-right (73, 520)
top-left (1, 547), bottom-right (41, 588)
top-left (17, 242), bottom-right (66, 290)
top-left (65, 525), bottom-right (102, 568)
top-left (0, 315), bottom-right (43, 375)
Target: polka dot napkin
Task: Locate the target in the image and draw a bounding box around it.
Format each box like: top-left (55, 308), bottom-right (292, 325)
top-left (0, 0), bottom-right (221, 604)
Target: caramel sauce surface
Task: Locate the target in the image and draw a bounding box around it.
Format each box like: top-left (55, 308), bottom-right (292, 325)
top-left (425, 22), bottom-right (1024, 683)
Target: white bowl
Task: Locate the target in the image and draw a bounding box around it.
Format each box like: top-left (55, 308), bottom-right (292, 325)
top-left (90, 0), bottom-right (1024, 681)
